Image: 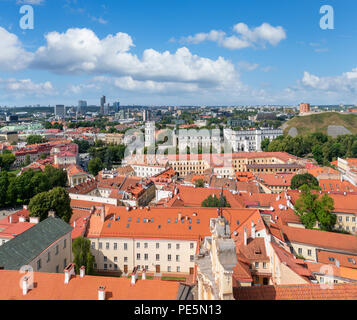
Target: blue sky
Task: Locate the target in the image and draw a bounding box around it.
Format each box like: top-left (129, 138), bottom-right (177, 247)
top-left (0, 0), bottom-right (357, 106)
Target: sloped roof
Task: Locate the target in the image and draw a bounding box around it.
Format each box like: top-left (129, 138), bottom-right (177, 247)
top-left (0, 217), bottom-right (73, 270)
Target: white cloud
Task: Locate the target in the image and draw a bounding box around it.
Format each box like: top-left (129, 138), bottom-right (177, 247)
top-left (31, 28), bottom-right (236, 87)
top-left (238, 61), bottom-right (259, 71)
top-left (178, 22), bottom-right (286, 50)
top-left (233, 23), bottom-right (286, 46)
top-left (0, 78), bottom-right (56, 97)
top-left (0, 27), bottom-right (33, 71)
top-left (301, 70), bottom-right (357, 93)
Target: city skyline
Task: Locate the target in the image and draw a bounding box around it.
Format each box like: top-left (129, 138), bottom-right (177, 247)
top-left (0, 0), bottom-right (356, 106)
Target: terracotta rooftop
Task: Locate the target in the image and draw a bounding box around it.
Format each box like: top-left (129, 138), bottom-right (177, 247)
top-left (0, 270), bottom-right (181, 300)
top-left (234, 282), bottom-right (357, 300)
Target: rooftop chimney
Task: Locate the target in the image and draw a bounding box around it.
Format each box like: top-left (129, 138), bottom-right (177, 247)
top-left (64, 263), bottom-right (75, 284)
top-left (8, 215), bottom-right (12, 224)
top-left (80, 266), bottom-right (85, 278)
top-left (29, 217), bottom-right (39, 224)
top-left (23, 205), bottom-right (28, 210)
top-left (251, 221), bottom-right (256, 239)
top-left (48, 210), bottom-right (56, 218)
top-left (131, 273), bottom-right (136, 286)
top-left (19, 216), bottom-right (26, 223)
top-left (22, 277), bottom-right (29, 296)
top-left (98, 286), bottom-right (106, 300)
top-left (244, 227), bottom-right (247, 246)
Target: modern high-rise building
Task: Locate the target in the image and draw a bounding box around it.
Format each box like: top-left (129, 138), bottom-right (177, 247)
top-left (78, 100), bottom-right (87, 115)
top-left (113, 101), bottom-right (121, 113)
top-left (100, 96), bottom-right (106, 114)
top-left (54, 105), bottom-right (65, 119)
top-left (143, 109), bottom-right (151, 122)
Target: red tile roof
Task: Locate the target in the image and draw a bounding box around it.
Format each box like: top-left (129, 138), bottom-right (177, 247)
top-left (0, 270), bottom-right (180, 300)
top-left (234, 282), bottom-right (357, 300)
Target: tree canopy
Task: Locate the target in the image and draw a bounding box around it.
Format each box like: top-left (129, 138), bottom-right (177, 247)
top-left (26, 135), bottom-right (48, 145)
top-left (72, 237), bottom-right (95, 275)
top-left (294, 185), bottom-right (336, 231)
top-left (290, 173), bottom-right (319, 190)
top-left (201, 194), bottom-right (230, 208)
top-left (88, 157), bottom-right (103, 176)
top-left (28, 187), bottom-right (72, 222)
top-left (265, 133), bottom-right (357, 165)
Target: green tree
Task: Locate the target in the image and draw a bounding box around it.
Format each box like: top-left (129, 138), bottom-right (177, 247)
top-left (201, 195), bottom-right (230, 208)
top-left (26, 135), bottom-right (47, 145)
top-left (294, 185), bottom-right (336, 231)
top-left (0, 171), bottom-right (9, 207)
top-left (261, 138), bottom-right (270, 152)
top-left (290, 173), bottom-right (319, 190)
top-left (88, 157), bottom-right (103, 176)
top-left (0, 152), bottom-right (15, 171)
top-left (44, 165), bottom-right (67, 188)
top-left (28, 187), bottom-right (72, 222)
top-left (194, 179), bottom-right (204, 188)
top-left (24, 154), bottom-right (31, 166)
top-left (72, 237), bottom-right (95, 275)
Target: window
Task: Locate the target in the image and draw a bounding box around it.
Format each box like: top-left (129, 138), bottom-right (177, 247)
top-left (64, 259), bottom-right (67, 268)
top-left (156, 243), bottom-right (160, 249)
top-left (168, 243), bottom-right (171, 249)
top-left (168, 254), bottom-right (172, 261)
top-left (255, 262), bottom-right (259, 268)
top-left (55, 245), bottom-right (59, 255)
top-left (144, 243), bottom-right (148, 249)
top-left (124, 257), bottom-right (128, 262)
top-left (104, 264), bottom-right (107, 270)
top-left (114, 264), bottom-right (118, 270)
top-left (353, 217), bottom-right (356, 222)
top-left (47, 252), bottom-right (51, 263)
top-left (114, 257), bottom-right (118, 262)
top-left (144, 254), bottom-right (148, 261)
top-left (99, 242), bottom-right (102, 249)
top-left (298, 248), bottom-right (302, 255)
top-left (106, 242), bottom-right (109, 250)
top-left (190, 243), bottom-right (194, 249)
top-left (263, 262), bottom-right (266, 269)
top-left (137, 253), bottom-right (141, 260)
top-left (338, 217), bottom-right (342, 222)
top-left (346, 217), bottom-right (350, 222)
top-left (190, 255), bottom-right (194, 262)
top-left (137, 242), bottom-right (140, 249)
top-left (176, 266), bottom-right (180, 273)
top-left (176, 255), bottom-right (180, 262)
top-left (156, 254), bottom-right (160, 261)
top-left (124, 243), bottom-right (128, 250)
top-left (114, 243), bottom-right (117, 250)
top-left (168, 266), bottom-right (171, 272)
top-left (308, 250), bottom-right (312, 256)
top-left (63, 239), bottom-right (66, 249)
top-left (104, 256), bottom-right (107, 262)
top-left (91, 242), bottom-right (95, 249)
top-left (56, 265), bottom-right (59, 273)
top-left (176, 244), bottom-right (180, 250)
top-left (37, 259), bottom-right (41, 270)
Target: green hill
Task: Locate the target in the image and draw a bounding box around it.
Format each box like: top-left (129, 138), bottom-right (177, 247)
top-left (282, 112), bottom-right (357, 136)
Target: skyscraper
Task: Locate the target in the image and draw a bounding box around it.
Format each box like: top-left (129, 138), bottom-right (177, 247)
top-left (100, 96), bottom-right (106, 114)
top-left (54, 105), bottom-right (65, 119)
top-left (113, 101), bottom-right (120, 113)
top-left (78, 100), bottom-right (87, 115)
